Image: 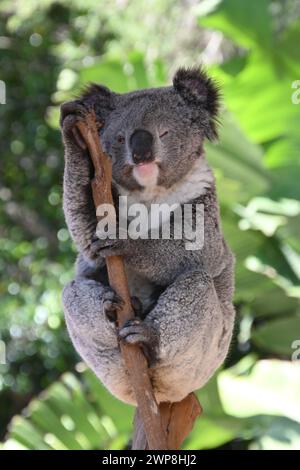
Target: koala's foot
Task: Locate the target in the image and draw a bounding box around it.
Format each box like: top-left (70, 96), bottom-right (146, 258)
top-left (103, 289), bottom-right (144, 323)
top-left (60, 100), bottom-right (90, 149)
top-left (118, 318), bottom-right (158, 366)
top-left (102, 288), bottom-right (124, 322)
top-left (102, 284), bottom-right (144, 323)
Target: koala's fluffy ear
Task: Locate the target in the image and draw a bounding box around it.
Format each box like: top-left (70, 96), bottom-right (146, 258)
top-left (79, 83), bottom-right (116, 124)
top-left (173, 67), bottom-right (220, 139)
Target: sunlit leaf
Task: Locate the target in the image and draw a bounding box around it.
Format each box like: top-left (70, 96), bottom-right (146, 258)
top-left (219, 358), bottom-right (300, 422)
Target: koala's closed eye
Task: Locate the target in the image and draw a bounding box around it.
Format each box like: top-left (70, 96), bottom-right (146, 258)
top-left (159, 130), bottom-right (169, 139)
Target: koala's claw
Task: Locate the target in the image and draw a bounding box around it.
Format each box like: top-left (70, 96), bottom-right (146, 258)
top-left (118, 318), bottom-right (153, 345)
top-left (90, 237), bottom-right (124, 259)
top-left (90, 238), bottom-right (112, 255)
top-left (60, 100), bottom-right (89, 149)
top-left (102, 287), bottom-right (143, 324)
top-left (103, 288), bottom-right (124, 322)
top-left (60, 100), bottom-right (87, 126)
top-left (118, 318), bottom-right (158, 366)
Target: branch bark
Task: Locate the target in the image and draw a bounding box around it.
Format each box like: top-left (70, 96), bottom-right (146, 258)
top-left (133, 393), bottom-right (202, 449)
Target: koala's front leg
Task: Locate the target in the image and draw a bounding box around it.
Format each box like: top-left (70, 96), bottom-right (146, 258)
top-left (62, 277), bottom-right (136, 404)
top-left (120, 269), bottom-right (235, 404)
top-left (61, 100), bottom-right (98, 260)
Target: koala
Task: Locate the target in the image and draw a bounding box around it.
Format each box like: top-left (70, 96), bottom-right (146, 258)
top-left (60, 67), bottom-right (235, 406)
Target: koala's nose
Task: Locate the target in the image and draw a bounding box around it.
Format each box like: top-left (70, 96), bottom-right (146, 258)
top-left (130, 129), bottom-right (153, 164)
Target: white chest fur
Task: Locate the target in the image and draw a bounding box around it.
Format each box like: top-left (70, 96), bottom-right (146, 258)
top-left (114, 158), bottom-right (214, 309)
top-left (116, 157), bottom-right (214, 208)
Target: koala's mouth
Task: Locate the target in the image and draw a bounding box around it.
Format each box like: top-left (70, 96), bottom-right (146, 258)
top-left (135, 161), bottom-right (157, 173)
top-left (132, 161), bottom-right (160, 187)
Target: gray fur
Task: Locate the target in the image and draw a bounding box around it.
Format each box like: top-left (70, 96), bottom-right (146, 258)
top-left (60, 67), bottom-right (235, 405)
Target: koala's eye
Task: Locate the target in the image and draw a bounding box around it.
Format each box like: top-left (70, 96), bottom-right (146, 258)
top-left (117, 134), bottom-right (125, 144)
top-left (159, 130), bottom-right (169, 139)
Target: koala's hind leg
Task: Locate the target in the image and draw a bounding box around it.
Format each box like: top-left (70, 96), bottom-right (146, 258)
top-left (121, 269), bottom-right (234, 404)
top-left (62, 276), bottom-right (136, 405)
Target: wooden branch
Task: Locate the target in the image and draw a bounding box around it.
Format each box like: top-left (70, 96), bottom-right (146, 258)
top-left (133, 394), bottom-right (202, 449)
top-left (160, 393), bottom-right (202, 449)
top-left (76, 111), bottom-right (168, 450)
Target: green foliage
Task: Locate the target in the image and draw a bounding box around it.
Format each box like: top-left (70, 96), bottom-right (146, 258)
top-left (2, 368), bottom-right (133, 450)
top-left (0, 0), bottom-right (300, 450)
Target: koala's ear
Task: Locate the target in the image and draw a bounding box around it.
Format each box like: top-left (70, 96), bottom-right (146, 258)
top-left (79, 83), bottom-right (116, 123)
top-left (173, 67), bottom-right (220, 139)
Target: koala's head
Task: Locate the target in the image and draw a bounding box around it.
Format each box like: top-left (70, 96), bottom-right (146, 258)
top-left (81, 67), bottom-right (220, 191)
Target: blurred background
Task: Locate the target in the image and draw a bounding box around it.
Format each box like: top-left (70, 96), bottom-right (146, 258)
top-left (0, 0), bottom-right (300, 451)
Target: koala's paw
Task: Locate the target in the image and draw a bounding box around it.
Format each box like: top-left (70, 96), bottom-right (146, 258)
top-left (102, 290), bottom-right (143, 323)
top-left (118, 318), bottom-right (158, 366)
top-left (90, 235), bottom-right (126, 259)
top-left (102, 288), bottom-right (124, 322)
top-left (60, 100), bottom-right (90, 149)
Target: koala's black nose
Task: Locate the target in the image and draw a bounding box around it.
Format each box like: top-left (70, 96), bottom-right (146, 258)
top-left (130, 129), bottom-right (153, 164)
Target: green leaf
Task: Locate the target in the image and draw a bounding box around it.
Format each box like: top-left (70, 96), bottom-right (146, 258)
top-left (252, 317), bottom-right (300, 355)
top-left (206, 113), bottom-right (270, 201)
top-left (219, 358), bottom-right (300, 422)
top-left (218, 52), bottom-right (300, 142)
top-left (183, 417), bottom-right (236, 450)
top-left (78, 53), bottom-right (152, 93)
top-left (265, 138), bottom-right (300, 169)
top-left (250, 285), bottom-right (299, 318)
top-left (46, 382), bottom-right (106, 446)
top-left (197, 375), bottom-right (225, 418)
top-left (3, 371), bottom-right (132, 450)
top-left (250, 417), bottom-right (300, 450)
top-left (7, 417), bottom-right (50, 450)
top-left (277, 22), bottom-right (300, 73)
top-left (222, 216), bottom-right (273, 302)
top-left (83, 369), bottom-right (134, 435)
top-left (28, 400), bottom-right (85, 449)
top-left (198, 0), bottom-right (272, 49)
top-left (79, 60), bottom-right (131, 93)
